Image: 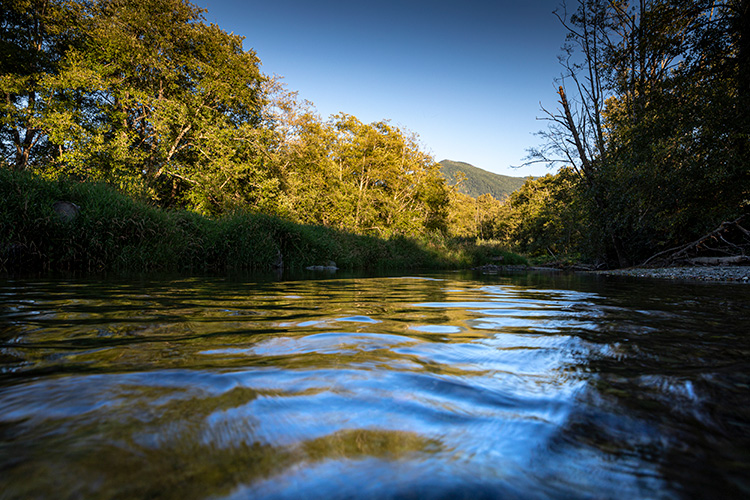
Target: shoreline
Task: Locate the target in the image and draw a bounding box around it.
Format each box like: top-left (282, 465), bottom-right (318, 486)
top-left (475, 263), bottom-right (750, 284)
top-left (593, 265), bottom-right (750, 284)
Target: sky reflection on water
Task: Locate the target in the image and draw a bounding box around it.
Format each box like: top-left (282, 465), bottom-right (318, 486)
top-left (1, 271), bottom-right (749, 499)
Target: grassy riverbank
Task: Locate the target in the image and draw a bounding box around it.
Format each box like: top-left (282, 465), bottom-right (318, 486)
top-left (0, 170), bottom-right (526, 273)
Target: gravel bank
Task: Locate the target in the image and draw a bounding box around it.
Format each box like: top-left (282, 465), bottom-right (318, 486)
top-left (595, 266), bottom-right (750, 283)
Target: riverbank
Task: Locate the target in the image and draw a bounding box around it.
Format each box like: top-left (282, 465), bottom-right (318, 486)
top-left (475, 261), bottom-right (750, 284)
top-left (595, 265), bottom-right (750, 283)
top-left (0, 170), bottom-right (526, 273)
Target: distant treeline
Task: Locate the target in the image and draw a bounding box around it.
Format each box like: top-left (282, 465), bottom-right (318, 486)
top-left (0, 0), bottom-right (540, 259)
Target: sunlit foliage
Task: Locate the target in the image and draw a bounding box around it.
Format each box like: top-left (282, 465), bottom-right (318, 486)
top-left (275, 109), bottom-right (449, 236)
top-left (504, 168), bottom-right (588, 260)
top-left (1, 0), bottom-right (452, 239)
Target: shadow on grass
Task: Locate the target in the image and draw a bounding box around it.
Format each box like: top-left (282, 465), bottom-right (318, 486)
top-left (0, 170), bottom-right (526, 274)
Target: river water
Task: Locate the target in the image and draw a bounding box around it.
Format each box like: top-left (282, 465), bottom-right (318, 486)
top-left (1, 271), bottom-right (749, 499)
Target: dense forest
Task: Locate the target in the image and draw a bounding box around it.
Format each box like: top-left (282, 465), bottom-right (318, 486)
top-left (438, 160), bottom-right (527, 200)
top-left (522, 0), bottom-right (750, 266)
top-left (1, 0), bottom-right (450, 237)
top-left (1, 0), bottom-right (748, 270)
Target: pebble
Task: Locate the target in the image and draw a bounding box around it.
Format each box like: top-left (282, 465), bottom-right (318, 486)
top-left (595, 266), bottom-right (750, 283)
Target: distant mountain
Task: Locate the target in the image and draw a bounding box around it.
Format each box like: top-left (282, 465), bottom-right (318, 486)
top-left (438, 159), bottom-right (528, 200)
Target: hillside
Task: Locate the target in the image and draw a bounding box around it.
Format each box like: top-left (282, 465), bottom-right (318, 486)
top-left (439, 160), bottom-right (528, 200)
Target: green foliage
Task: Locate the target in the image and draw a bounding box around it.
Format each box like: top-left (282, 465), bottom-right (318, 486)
top-left (439, 159), bottom-right (527, 200)
top-left (0, 0), bottom-right (89, 171)
top-left (529, 0), bottom-right (750, 266)
top-left (0, 170), bottom-right (482, 273)
top-left (39, 0), bottom-right (269, 212)
top-left (446, 190), bottom-right (512, 240)
top-left (595, 0), bottom-right (750, 263)
top-left (1, 0), bottom-right (452, 242)
top-left (274, 110), bottom-right (450, 237)
top-left (0, 167), bottom-right (175, 271)
top-left (504, 168), bottom-right (589, 260)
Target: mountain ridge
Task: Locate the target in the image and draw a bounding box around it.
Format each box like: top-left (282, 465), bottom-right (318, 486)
top-left (438, 159), bottom-right (528, 200)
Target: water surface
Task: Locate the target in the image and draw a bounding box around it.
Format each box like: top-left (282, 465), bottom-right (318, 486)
top-left (1, 271), bottom-right (749, 499)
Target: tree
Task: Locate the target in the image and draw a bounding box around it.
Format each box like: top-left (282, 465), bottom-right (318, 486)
top-left (0, 0), bottom-right (87, 171)
top-left (270, 101), bottom-right (344, 226)
top-left (259, 97), bottom-right (450, 236)
top-left (2, 0), bottom-right (270, 212)
top-left (506, 168), bottom-right (587, 259)
top-left (327, 114), bottom-right (448, 236)
top-left (529, 0), bottom-right (749, 266)
top-left (527, 0), bottom-right (631, 265)
top-left (45, 0), bottom-right (268, 211)
top-left (601, 0), bottom-right (750, 261)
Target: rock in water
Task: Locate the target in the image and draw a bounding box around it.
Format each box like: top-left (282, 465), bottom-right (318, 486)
top-left (306, 261), bottom-right (338, 272)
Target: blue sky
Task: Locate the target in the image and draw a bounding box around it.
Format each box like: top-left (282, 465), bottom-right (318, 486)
top-left (197, 0), bottom-right (567, 177)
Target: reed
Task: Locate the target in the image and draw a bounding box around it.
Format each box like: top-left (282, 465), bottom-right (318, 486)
top-left (0, 170), bottom-right (527, 273)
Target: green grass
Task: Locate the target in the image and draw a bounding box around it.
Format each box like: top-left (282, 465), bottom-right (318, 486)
top-left (0, 169), bottom-right (527, 273)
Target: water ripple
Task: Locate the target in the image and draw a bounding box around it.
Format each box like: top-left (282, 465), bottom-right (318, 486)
top-left (1, 273), bottom-right (749, 498)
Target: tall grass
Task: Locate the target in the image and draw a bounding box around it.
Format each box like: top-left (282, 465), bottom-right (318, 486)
top-left (0, 170), bottom-right (526, 273)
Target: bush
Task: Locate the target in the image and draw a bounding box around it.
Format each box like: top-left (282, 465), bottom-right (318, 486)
top-left (1, 170), bottom-right (528, 273)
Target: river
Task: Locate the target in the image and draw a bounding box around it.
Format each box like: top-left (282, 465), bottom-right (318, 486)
top-left (1, 270), bottom-right (749, 499)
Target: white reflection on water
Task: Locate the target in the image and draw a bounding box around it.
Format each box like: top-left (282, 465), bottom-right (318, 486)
top-left (409, 325), bottom-right (464, 334)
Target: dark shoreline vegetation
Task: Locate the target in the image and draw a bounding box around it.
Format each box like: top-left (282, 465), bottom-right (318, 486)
top-left (0, 169), bottom-right (527, 273)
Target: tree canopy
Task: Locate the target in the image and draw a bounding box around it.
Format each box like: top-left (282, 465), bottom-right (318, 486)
top-left (1, 0), bottom-right (450, 237)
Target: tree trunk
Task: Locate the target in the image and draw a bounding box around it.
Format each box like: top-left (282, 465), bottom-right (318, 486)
top-left (611, 235), bottom-right (630, 268)
top-left (13, 128), bottom-right (36, 171)
top-left (738, 0), bottom-right (750, 104)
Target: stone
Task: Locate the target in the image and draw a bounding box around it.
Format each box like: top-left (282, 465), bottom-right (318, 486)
top-left (53, 201), bottom-right (80, 222)
top-left (306, 261), bottom-right (338, 272)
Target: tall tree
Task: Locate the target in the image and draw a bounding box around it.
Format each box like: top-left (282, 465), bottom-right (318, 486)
top-left (329, 114), bottom-right (448, 236)
top-left (527, 0), bottom-right (630, 265)
top-left (0, 0), bottom-right (87, 171)
top-left (2, 0), bottom-right (270, 211)
top-left (44, 0), bottom-right (268, 209)
top-left (530, 0), bottom-right (749, 265)
top-left (602, 0), bottom-right (750, 260)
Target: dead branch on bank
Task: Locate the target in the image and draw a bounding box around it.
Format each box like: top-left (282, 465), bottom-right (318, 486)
top-left (642, 215), bottom-right (750, 267)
